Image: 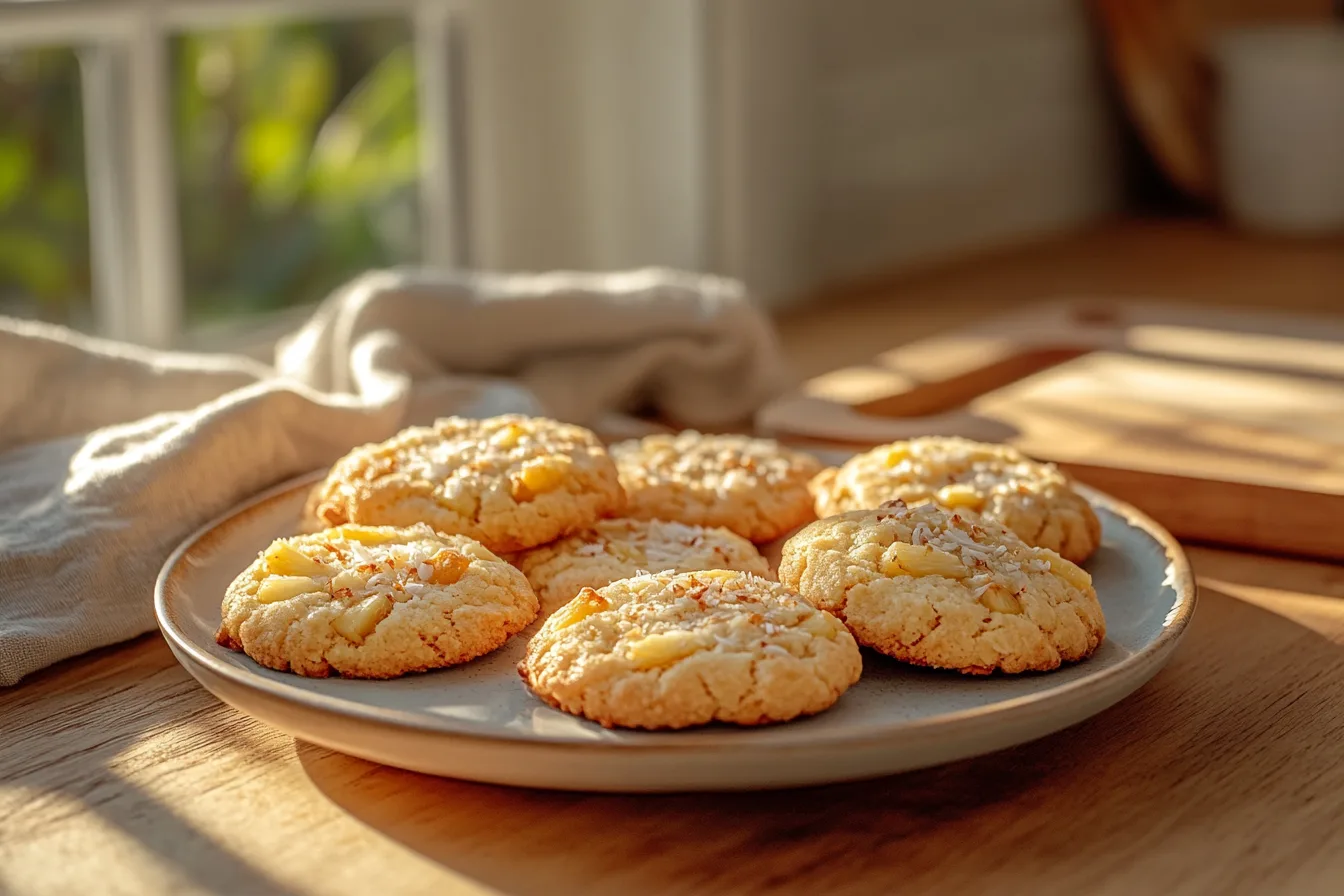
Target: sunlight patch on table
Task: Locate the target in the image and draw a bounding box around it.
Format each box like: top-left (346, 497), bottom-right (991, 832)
top-left (1202, 578), bottom-right (1344, 642)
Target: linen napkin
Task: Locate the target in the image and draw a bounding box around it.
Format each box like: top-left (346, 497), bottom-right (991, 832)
top-left (0, 267), bottom-right (788, 686)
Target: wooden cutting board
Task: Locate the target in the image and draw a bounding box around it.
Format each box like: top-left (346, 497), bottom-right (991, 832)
top-left (758, 300), bottom-right (1344, 560)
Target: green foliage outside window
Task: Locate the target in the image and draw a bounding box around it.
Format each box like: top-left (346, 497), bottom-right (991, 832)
top-left (0, 18), bottom-right (420, 332)
top-left (0, 48), bottom-right (90, 328)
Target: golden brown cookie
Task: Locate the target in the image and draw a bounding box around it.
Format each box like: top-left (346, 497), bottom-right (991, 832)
top-left (307, 415), bottom-right (625, 553)
top-left (515, 518), bottom-right (772, 616)
top-left (810, 437), bottom-right (1101, 563)
top-left (518, 569), bottom-right (862, 729)
top-left (778, 500), bottom-right (1105, 675)
top-left (217, 524), bottom-right (538, 678)
top-left (610, 431), bottom-right (822, 543)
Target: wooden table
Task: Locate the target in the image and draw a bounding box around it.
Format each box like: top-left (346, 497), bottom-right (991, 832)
top-left (5, 220), bottom-right (1344, 895)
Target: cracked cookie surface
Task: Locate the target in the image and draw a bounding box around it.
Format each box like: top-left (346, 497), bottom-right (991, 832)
top-left (518, 569), bottom-right (861, 729)
top-left (778, 501), bottom-right (1105, 675)
top-left (306, 415), bottom-right (625, 553)
top-left (810, 437), bottom-right (1101, 563)
top-left (515, 518), bottom-right (772, 617)
top-left (610, 432), bottom-right (822, 543)
top-left (217, 523), bottom-right (538, 678)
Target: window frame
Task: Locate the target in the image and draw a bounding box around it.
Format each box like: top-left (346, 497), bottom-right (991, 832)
top-left (0, 0), bottom-right (469, 346)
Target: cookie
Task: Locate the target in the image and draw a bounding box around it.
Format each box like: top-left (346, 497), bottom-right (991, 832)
top-left (810, 437), bottom-right (1101, 563)
top-left (307, 415), bottom-right (625, 553)
top-left (610, 431), bottom-right (823, 543)
top-left (519, 569), bottom-right (862, 729)
top-left (515, 518), bottom-right (772, 616)
top-left (217, 523), bottom-right (538, 678)
top-left (778, 500), bottom-right (1105, 675)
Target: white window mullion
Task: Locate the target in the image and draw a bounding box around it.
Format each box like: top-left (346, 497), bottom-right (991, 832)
top-left (79, 42), bottom-right (137, 342)
top-left (125, 10), bottom-right (182, 347)
top-left (78, 10), bottom-right (182, 347)
top-left (414, 1), bottom-right (467, 269)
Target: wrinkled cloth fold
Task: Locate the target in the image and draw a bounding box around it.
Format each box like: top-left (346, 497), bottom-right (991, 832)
top-left (0, 267), bottom-right (788, 685)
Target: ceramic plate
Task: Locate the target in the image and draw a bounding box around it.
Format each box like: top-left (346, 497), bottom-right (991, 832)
top-left (156, 470), bottom-right (1194, 792)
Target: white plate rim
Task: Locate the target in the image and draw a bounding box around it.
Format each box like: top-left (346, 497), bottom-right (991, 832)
top-left (155, 470), bottom-right (1196, 755)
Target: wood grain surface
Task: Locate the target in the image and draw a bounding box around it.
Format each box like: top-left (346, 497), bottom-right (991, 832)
top-left (4, 221), bottom-right (1343, 895)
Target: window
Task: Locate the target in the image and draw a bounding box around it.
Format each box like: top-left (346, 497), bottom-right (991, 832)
top-left (0, 0), bottom-right (462, 347)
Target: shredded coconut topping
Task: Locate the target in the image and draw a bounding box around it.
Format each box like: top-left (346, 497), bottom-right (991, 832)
top-left (872, 501), bottom-right (1046, 593)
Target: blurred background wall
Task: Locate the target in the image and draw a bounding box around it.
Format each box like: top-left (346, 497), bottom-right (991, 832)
top-left (804, 0), bottom-right (1123, 293)
top-left (468, 0), bottom-right (1123, 304)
